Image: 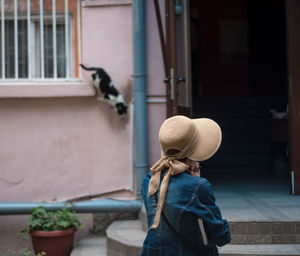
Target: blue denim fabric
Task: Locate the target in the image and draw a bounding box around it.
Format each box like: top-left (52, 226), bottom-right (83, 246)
top-left (141, 170), bottom-right (231, 256)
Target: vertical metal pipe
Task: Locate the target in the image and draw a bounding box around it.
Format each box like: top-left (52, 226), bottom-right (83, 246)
top-left (14, 0), bottom-right (18, 78)
top-left (27, 0), bottom-right (31, 79)
top-left (40, 0), bottom-right (44, 78)
top-left (132, 0), bottom-right (148, 200)
top-left (65, 0), bottom-right (69, 79)
top-left (1, 0), bottom-right (5, 79)
top-left (129, 103), bottom-right (135, 192)
top-left (52, 0), bottom-right (57, 78)
top-left (77, 0), bottom-right (81, 79)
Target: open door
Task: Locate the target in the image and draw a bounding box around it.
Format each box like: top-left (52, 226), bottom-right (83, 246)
top-left (165, 0), bottom-right (192, 117)
top-left (286, 0), bottom-right (300, 195)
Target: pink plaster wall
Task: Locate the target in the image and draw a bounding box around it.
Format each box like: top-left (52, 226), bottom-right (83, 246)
top-left (81, 4), bottom-right (133, 88)
top-left (0, 3), bottom-right (135, 254)
top-left (0, 1), bottom-right (169, 253)
top-left (0, 98), bottom-right (132, 202)
top-left (0, 3), bottom-right (134, 203)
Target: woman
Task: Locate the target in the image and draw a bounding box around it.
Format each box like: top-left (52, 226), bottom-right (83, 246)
top-left (141, 115), bottom-right (231, 256)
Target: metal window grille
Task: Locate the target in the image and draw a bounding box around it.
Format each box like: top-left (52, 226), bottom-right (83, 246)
top-left (0, 0), bottom-right (81, 81)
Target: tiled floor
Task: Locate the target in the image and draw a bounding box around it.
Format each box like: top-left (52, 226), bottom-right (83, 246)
top-left (208, 173), bottom-right (300, 222)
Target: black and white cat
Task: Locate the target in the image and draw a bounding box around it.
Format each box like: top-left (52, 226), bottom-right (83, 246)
top-left (80, 64), bottom-right (128, 115)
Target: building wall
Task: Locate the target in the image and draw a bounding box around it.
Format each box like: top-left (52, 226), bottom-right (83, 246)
top-left (0, 1), bottom-right (142, 254)
top-left (0, 0), bottom-right (168, 253)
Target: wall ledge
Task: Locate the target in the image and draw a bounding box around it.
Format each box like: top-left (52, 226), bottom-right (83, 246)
top-left (82, 0), bottom-right (132, 7)
top-left (0, 81), bottom-right (96, 98)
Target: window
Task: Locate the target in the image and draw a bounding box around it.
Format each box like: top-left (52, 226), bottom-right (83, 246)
top-left (0, 0), bottom-right (80, 81)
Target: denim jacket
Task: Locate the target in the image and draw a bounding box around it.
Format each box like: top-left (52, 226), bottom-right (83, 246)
top-left (141, 170), bottom-right (231, 256)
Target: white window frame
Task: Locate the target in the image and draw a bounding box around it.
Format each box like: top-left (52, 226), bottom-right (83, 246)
top-left (0, 0), bottom-right (80, 82)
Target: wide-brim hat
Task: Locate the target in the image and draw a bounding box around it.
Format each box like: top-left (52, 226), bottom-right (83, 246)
top-left (158, 115), bottom-right (222, 161)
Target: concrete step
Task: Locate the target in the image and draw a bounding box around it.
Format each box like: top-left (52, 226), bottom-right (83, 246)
top-left (71, 235), bottom-right (107, 256)
top-left (106, 220), bottom-right (300, 256)
top-left (230, 221), bottom-right (300, 244)
top-left (219, 244), bottom-right (300, 256)
top-left (106, 220), bottom-right (144, 256)
top-left (141, 206), bottom-right (300, 244)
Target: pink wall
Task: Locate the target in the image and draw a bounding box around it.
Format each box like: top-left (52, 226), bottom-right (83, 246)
top-left (0, 1), bottom-right (168, 254)
top-left (0, 3), bottom-right (134, 204)
top-left (0, 98), bottom-right (132, 202)
top-left (0, 2), bottom-right (136, 254)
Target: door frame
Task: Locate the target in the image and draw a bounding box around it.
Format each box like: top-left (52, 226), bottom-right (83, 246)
top-left (153, 0), bottom-right (192, 117)
top-left (286, 0), bottom-right (300, 195)
top-left (153, 0), bottom-right (298, 194)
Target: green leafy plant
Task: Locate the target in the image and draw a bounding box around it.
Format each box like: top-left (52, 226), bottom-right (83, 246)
top-left (27, 206), bottom-right (83, 232)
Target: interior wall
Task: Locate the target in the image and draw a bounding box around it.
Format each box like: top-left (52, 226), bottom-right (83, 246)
top-left (190, 0), bottom-right (249, 96)
top-left (190, 0), bottom-right (287, 97)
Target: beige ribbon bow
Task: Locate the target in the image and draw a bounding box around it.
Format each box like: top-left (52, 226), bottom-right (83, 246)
top-left (148, 128), bottom-right (200, 229)
top-left (148, 154), bottom-right (188, 229)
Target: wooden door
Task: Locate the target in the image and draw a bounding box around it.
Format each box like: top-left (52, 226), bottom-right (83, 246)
top-left (165, 0), bottom-right (192, 117)
top-left (286, 0), bottom-right (300, 195)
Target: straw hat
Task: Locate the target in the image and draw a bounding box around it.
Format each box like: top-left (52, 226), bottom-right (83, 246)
top-left (148, 115), bottom-right (222, 229)
top-left (159, 115), bottom-right (222, 161)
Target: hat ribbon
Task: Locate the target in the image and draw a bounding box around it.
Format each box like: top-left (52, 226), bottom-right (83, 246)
top-left (148, 155), bottom-right (188, 229)
top-left (147, 128), bottom-right (200, 229)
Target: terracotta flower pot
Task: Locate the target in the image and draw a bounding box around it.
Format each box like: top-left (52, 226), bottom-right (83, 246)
top-left (30, 228), bottom-right (76, 256)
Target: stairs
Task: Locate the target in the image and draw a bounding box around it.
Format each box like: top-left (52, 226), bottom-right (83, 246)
top-left (71, 176), bottom-right (300, 256)
top-left (71, 216), bottom-right (300, 256)
top-left (71, 180), bottom-right (300, 256)
top-left (105, 209), bottom-right (300, 256)
top-left (103, 175), bottom-right (300, 256)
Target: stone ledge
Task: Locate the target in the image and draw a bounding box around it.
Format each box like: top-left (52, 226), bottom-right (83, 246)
top-left (82, 0), bottom-right (131, 7)
top-left (0, 81), bottom-right (95, 98)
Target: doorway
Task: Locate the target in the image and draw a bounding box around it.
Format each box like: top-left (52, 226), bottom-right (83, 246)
top-left (189, 0), bottom-right (289, 181)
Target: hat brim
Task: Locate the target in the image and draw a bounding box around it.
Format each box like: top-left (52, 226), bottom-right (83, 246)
top-left (188, 118), bottom-right (222, 161)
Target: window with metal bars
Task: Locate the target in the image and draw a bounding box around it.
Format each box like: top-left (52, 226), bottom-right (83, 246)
top-left (0, 0), bottom-right (80, 81)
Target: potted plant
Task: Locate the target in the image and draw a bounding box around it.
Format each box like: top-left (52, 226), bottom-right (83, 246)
top-left (25, 206), bottom-right (83, 256)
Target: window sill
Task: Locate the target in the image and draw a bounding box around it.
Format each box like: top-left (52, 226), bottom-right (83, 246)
top-left (0, 81), bottom-right (96, 98)
top-left (82, 0), bottom-right (132, 7)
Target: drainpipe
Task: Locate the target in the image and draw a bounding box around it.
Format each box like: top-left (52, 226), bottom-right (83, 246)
top-left (132, 0), bottom-right (148, 200)
top-left (0, 199), bottom-right (142, 215)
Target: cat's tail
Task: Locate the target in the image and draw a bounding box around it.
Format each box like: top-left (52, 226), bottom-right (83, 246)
top-left (80, 64), bottom-right (101, 72)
